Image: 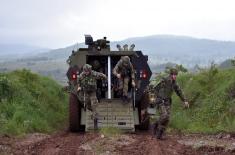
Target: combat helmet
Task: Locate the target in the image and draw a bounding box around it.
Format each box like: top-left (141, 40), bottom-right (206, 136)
top-left (170, 68), bottom-right (178, 75)
top-left (83, 64), bottom-right (92, 72)
top-left (121, 56), bottom-right (130, 66)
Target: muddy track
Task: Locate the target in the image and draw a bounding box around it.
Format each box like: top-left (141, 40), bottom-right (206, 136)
top-left (0, 131), bottom-right (234, 155)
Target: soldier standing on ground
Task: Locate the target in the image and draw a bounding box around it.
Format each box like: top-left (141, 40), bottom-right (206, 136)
top-left (153, 68), bottom-right (189, 139)
top-left (113, 56), bottom-right (136, 102)
top-left (77, 64), bottom-right (107, 130)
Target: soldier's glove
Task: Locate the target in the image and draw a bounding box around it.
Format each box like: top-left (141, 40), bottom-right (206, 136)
top-left (183, 101), bottom-right (189, 109)
top-left (103, 75), bottom-right (108, 80)
top-left (77, 86), bottom-right (81, 92)
top-left (116, 74), bottom-right (121, 79)
top-left (132, 80), bottom-right (136, 87)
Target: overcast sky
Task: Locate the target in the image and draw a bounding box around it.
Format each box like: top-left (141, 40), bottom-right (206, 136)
top-left (0, 0), bottom-right (235, 48)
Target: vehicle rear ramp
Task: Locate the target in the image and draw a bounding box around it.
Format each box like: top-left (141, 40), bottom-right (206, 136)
top-left (81, 99), bottom-right (138, 132)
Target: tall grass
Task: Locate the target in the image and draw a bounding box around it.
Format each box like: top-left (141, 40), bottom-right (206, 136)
top-left (0, 69), bottom-right (68, 136)
top-left (168, 67), bottom-right (235, 133)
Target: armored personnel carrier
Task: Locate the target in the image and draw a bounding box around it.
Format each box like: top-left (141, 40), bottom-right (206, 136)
top-left (66, 35), bottom-right (152, 132)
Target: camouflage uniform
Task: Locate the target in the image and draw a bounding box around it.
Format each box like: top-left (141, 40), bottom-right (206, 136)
top-left (91, 60), bottom-right (105, 100)
top-left (153, 69), bottom-right (186, 139)
top-left (77, 64), bottom-right (107, 128)
top-left (113, 56), bottom-right (135, 98)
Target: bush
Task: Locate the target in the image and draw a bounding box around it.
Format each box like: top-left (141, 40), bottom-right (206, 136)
top-left (152, 66), bottom-right (235, 133)
top-left (153, 67), bottom-right (235, 133)
top-left (0, 69), bottom-right (68, 136)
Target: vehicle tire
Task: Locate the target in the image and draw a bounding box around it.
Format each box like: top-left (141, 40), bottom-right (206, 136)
top-left (69, 93), bottom-right (81, 132)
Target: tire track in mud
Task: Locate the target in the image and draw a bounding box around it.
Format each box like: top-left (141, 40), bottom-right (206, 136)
top-left (1, 131), bottom-right (234, 155)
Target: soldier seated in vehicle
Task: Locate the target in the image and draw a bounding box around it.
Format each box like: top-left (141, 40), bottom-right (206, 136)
top-left (113, 56), bottom-right (136, 103)
top-left (77, 64), bottom-right (107, 130)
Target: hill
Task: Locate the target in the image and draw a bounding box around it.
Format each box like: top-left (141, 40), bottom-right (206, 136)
top-left (37, 35), bottom-right (235, 67)
top-left (0, 44), bottom-right (50, 61)
top-left (219, 59), bottom-right (234, 69)
top-left (0, 69), bottom-right (68, 135)
top-left (0, 67), bottom-right (235, 136)
top-left (1, 35), bottom-right (235, 85)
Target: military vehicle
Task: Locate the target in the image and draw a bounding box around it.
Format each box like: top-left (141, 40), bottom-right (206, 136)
top-left (66, 35), bottom-right (152, 132)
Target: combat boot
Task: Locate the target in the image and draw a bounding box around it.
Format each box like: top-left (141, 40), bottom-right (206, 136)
top-left (121, 96), bottom-right (126, 103)
top-left (156, 128), bottom-right (164, 140)
top-left (122, 95), bottom-right (129, 104)
top-left (94, 118), bottom-right (98, 130)
top-left (153, 122), bottom-right (158, 135)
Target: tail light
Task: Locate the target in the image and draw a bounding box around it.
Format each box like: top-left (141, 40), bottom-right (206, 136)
top-left (140, 70), bottom-right (147, 79)
top-left (71, 73), bottom-right (77, 80)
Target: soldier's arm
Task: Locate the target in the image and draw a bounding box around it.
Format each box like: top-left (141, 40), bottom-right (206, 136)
top-left (94, 71), bottom-right (107, 80)
top-left (113, 60), bottom-right (121, 76)
top-left (130, 63), bottom-right (135, 79)
top-left (76, 72), bottom-right (85, 89)
top-left (77, 72), bottom-right (85, 81)
top-left (173, 82), bottom-right (186, 102)
top-left (153, 80), bottom-right (163, 93)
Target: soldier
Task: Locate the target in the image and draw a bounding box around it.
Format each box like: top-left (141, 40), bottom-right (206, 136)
top-left (77, 64), bottom-right (107, 130)
top-left (91, 60), bottom-right (106, 100)
top-left (91, 60), bottom-right (103, 72)
top-left (153, 68), bottom-right (189, 139)
top-left (113, 56), bottom-right (135, 102)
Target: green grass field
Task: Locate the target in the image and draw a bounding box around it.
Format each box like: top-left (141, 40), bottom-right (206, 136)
top-left (1, 67), bottom-right (235, 136)
top-left (169, 67), bottom-right (235, 133)
top-left (0, 69), bottom-right (68, 136)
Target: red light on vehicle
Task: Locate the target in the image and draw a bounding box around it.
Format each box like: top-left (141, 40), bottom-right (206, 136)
top-left (143, 72), bottom-right (147, 79)
top-left (140, 70), bottom-right (147, 79)
top-left (72, 73), bottom-right (77, 80)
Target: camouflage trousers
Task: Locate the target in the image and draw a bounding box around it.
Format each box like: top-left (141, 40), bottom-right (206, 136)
top-left (84, 91), bottom-right (98, 120)
top-left (118, 77), bottom-right (130, 96)
top-left (155, 100), bottom-right (171, 132)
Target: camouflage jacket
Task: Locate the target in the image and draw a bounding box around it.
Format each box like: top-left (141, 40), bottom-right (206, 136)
top-left (154, 76), bottom-right (185, 102)
top-left (113, 59), bottom-right (135, 79)
top-left (77, 71), bottom-right (106, 91)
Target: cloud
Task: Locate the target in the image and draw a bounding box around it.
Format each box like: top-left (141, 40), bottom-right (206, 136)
top-left (0, 0), bottom-right (235, 48)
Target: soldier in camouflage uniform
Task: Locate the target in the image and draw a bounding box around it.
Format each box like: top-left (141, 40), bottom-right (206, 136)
top-left (153, 68), bottom-right (189, 139)
top-left (91, 60), bottom-right (106, 100)
top-left (77, 64), bottom-right (107, 129)
top-left (113, 56), bottom-right (135, 102)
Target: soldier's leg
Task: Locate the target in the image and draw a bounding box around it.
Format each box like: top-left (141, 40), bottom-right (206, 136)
top-left (123, 77), bottom-right (130, 97)
top-left (118, 78), bottom-right (124, 96)
top-left (90, 92), bottom-right (98, 118)
top-left (153, 104), bottom-right (160, 135)
top-left (90, 92), bottom-right (99, 129)
top-left (156, 103), bottom-right (171, 139)
top-left (84, 92), bottom-right (92, 111)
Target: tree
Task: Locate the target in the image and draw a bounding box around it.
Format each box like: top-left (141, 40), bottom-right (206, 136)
top-left (176, 64), bottom-right (188, 73)
top-left (231, 57), bottom-right (235, 66)
top-left (164, 64), bottom-right (188, 74)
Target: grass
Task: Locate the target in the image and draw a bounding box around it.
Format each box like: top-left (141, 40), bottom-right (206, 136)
top-left (0, 69), bottom-right (68, 136)
top-left (1, 67), bottom-right (235, 136)
top-left (99, 127), bottom-right (123, 137)
top-left (166, 67), bottom-right (235, 133)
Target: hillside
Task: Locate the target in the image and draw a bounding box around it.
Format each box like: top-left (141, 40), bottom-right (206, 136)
top-left (0, 69), bottom-right (235, 154)
top-left (219, 59), bottom-right (234, 69)
top-left (0, 44), bottom-right (50, 61)
top-left (169, 67), bottom-right (235, 133)
top-left (1, 35), bottom-right (235, 85)
top-left (37, 35), bottom-right (235, 67)
top-left (0, 69), bottom-right (68, 135)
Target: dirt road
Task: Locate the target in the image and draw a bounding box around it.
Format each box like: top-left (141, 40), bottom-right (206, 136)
top-left (0, 131), bottom-right (234, 155)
